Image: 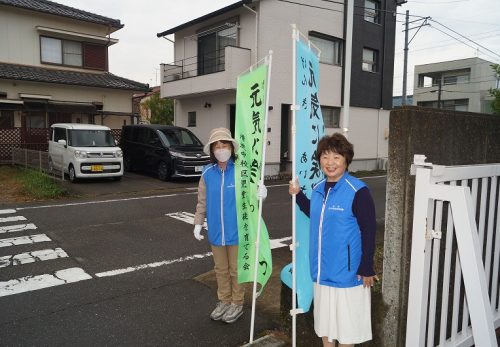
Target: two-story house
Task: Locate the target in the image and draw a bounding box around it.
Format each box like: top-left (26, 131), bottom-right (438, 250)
top-left (0, 0), bottom-right (149, 161)
top-left (413, 57), bottom-right (498, 114)
top-left (157, 0), bottom-right (401, 175)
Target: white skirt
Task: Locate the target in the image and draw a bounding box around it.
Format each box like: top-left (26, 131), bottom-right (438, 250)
top-left (313, 283), bottom-right (372, 344)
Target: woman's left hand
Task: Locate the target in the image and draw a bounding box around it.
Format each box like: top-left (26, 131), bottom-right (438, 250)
top-left (357, 274), bottom-right (379, 288)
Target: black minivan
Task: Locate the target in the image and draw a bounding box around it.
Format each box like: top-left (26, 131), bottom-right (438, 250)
top-left (120, 124), bottom-right (210, 180)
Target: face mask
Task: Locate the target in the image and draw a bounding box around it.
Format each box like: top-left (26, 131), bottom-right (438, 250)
top-left (214, 148), bottom-right (231, 163)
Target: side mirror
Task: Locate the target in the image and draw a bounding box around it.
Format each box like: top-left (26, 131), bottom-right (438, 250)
top-left (58, 139), bottom-right (67, 147)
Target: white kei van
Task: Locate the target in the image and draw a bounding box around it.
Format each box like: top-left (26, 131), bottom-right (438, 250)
top-left (48, 123), bottom-right (123, 182)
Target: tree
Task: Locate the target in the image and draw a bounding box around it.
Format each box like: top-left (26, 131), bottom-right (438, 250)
top-left (142, 93), bottom-right (174, 124)
top-left (489, 64), bottom-right (500, 114)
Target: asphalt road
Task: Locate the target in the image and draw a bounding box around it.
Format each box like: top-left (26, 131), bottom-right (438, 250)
top-left (0, 173), bottom-right (386, 346)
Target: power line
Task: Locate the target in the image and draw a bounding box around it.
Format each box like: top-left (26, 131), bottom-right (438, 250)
top-left (429, 19), bottom-right (500, 60)
top-left (427, 24), bottom-right (500, 63)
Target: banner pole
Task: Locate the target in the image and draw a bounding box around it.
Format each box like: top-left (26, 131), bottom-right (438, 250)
top-left (291, 24), bottom-right (298, 347)
top-left (249, 51), bottom-right (273, 344)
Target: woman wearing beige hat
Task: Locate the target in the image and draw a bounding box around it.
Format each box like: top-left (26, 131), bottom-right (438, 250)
top-left (193, 127), bottom-right (245, 323)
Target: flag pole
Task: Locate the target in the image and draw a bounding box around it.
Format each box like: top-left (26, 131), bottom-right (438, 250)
top-left (290, 24), bottom-right (299, 347)
top-left (249, 50), bottom-right (273, 344)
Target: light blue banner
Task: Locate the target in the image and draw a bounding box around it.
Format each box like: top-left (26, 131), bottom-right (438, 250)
top-left (280, 39), bottom-right (325, 312)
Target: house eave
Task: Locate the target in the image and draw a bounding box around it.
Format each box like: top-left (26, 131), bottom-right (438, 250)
top-left (156, 0), bottom-right (253, 37)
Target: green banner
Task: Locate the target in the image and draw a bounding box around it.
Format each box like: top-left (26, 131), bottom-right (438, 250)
top-left (235, 64), bottom-right (272, 294)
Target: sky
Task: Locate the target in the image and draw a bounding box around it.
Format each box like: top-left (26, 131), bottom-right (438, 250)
top-left (54, 0), bottom-right (500, 95)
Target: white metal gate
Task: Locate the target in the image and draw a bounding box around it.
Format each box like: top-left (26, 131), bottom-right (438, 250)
top-left (406, 155), bottom-right (499, 347)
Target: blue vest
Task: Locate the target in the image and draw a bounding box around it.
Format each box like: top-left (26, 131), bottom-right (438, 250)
top-left (202, 160), bottom-right (238, 246)
top-left (309, 172), bottom-right (366, 288)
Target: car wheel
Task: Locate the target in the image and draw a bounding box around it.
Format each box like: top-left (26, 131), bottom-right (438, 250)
top-left (123, 156), bottom-right (133, 172)
top-left (69, 165), bottom-right (78, 183)
top-left (157, 161), bottom-right (171, 181)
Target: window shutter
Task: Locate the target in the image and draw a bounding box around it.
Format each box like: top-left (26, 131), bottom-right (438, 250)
top-left (83, 43), bottom-right (107, 71)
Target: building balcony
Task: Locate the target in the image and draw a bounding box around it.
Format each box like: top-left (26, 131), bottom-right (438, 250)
top-left (160, 46), bottom-right (251, 98)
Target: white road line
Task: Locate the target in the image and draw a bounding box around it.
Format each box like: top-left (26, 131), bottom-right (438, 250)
top-left (0, 216), bottom-right (27, 223)
top-left (0, 248), bottom-right (68, 268)
top-left (166, 211), bottom-right (290, 249)
top-left (166, 212), bottom-right (207, 230)
top-left (0, 234), bottom-right (51, 248)
top-left (95, 251), bottom-right (213, 278)
top-left (0, 223), bottom-right (37, 234)
top-left (0, 268), bottom-right (92, 297)
top-left (14, 183), bottom-right (291, 211)
top-left (270, 236), bottom-right (292, 249)
top-left (15, 193), bottom-right (184, 211)
top-left (0, 209), bottom-right (16, 215)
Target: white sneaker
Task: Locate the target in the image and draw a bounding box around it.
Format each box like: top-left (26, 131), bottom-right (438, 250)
top-left (210, 301), bottom-right (231, 321)
top-left (221, 303), bottom-right (243, 323)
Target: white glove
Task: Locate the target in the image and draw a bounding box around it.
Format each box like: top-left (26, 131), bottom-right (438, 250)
top-left (193, 224), bottom-right (204, 240)
top-left (257, 183), bottom-right (268, 200)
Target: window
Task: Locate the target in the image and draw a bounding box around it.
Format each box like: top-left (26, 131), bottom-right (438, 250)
top-left (362, 48), bottom-right (378, 72)
top-left (0, 110), bottom-right (14, 128)
top-left (417, 99), bottom-right (469, 111)
top-left (53, 127), bottom-right (66, 142)
top-left (309, 32), bottom-right (343, 66)
top-left (188, 111), bottom-right (196, 127)
top-left (443, 70), bottom-right (470, 85)
top-left (197, 22), bottom-right (238, 75)
top-left (41, 37), bottom-right (82, 66)
top-left (321, 106), bottom-right (341, 128)
top-left (364, 0), bottom-right (380, 24)
top-left (27, 113), bottom-right (45, 128)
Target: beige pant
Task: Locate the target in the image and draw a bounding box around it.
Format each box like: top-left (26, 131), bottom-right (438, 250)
top-left (211, 245), bottom-right (244, 305)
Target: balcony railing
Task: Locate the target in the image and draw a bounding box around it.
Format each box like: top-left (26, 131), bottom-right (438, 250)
top-left (162, 47), bottom-right (228, 83)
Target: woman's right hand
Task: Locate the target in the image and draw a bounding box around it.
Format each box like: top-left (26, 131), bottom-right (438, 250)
top-left (193, 225), bottom-right (204, 240)
top-left (289, 178), bottom-right (300, 195)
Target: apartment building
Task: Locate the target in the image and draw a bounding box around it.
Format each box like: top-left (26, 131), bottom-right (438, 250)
top-left (413, 57), bottom-right (498, 114)
top-left (158, 0), bottom-right (402, 174)
top-left (0, 0), bottom-right (149, 160)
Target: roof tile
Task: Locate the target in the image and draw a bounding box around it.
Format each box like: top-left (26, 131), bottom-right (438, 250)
top-left (0, 62), bottom-right (149, 91)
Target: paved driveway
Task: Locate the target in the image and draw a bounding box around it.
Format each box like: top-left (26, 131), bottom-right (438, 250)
top-left (61, 172), bottom-right (200, 198)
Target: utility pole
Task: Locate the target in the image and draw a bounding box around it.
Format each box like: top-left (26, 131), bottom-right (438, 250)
top-left (437, 78), bottom-right (442, 108)
top-left (401, 13), bottom-right (430, 105)
top-left (402, 10), bottom-right (409, 105)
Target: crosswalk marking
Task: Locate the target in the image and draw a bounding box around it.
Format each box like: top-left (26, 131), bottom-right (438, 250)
top-left (0, 267), bottom-right (92, 297)
top-left (0, 234), bottom-right (51, 248)
top-left (0, 216), bottom-right (27, 223)
top-left (95, 252), bottom-right (213, 278)
top-left (0, 209), bottom-right (16, 215)
top-left (166, 212), bottom-right (207, 229)
top-left (0, 248), bottom-right (68, 268)
top-left (0, 223), bottom-right (37, 234)
top-left (166, 211), bottom-right (291, 249)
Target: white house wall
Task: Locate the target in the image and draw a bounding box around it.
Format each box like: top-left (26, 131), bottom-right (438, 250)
top-left (166, 0), bottom-right (389, 175)
top-left (0, 6), bottom-right (115, 69)
top-left (174, 92), bottom-right (236, 145)
top-left (0, 80), bottom-right (134, 128)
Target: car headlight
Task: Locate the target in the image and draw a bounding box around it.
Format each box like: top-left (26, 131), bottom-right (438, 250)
top-left (115, 150), bottom-right (123, 158)
top-left (74, 150), bottom-right (88, 159)
top-left (169, 150), bottom-right (181, 157)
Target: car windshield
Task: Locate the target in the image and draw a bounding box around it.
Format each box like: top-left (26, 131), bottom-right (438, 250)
top-left (157, 128), bottom-right (202, 146)
top-left (68, 129), bottom-right (116, 147)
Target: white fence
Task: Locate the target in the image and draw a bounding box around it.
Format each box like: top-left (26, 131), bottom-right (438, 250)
top-left (406, 155), bottom-right (499, 346)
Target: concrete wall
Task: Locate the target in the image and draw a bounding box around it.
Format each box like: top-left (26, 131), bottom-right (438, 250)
top-left (381, 106), bottom-right (500, 346)
top-left (413, 58), bottom-right (497, 114)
